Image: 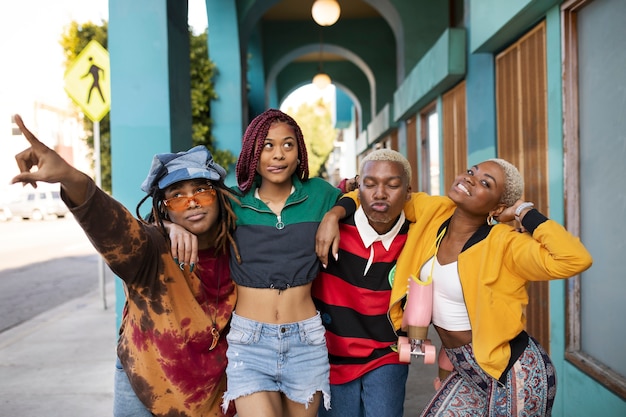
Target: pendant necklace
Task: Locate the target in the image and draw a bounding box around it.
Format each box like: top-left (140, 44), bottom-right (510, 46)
top-left (196, 252), bottom-right (222, 351)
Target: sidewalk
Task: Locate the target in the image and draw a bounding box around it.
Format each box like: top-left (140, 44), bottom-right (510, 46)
top-left (0, 282), bottom-right (116, 417)
top-left (0, 279), bottom-right (439, 416)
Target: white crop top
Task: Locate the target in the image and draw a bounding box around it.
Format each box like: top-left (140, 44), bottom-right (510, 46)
top-left (419, 256), bottom-right (471, 331)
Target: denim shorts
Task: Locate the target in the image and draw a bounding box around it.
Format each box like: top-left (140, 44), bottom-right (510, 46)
top-left (222, 311), bottom-right (331, 411)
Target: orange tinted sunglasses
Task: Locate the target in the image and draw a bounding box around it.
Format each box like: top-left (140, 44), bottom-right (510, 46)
top-left (163, 188), bottom-right (216, 211)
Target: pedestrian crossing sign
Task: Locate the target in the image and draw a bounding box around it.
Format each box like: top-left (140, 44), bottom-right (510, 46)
top-left (64, 40), bottom-right (111, 122)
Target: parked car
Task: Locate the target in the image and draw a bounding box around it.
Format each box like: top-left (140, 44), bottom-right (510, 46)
top-left (1, 189), bottom-right (69, 221)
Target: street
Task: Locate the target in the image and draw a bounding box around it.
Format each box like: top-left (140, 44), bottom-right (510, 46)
top-left (0, 216), bottom-right (106, 333)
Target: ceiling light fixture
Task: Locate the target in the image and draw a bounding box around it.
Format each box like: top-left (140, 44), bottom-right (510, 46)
top-left (313, 72), bottom-right (332, 90)
top-left (311, 0), bottom-right (341, 27)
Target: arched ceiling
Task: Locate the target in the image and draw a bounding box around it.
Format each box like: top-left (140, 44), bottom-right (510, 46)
top-left (237, 0), bottom-right (400, 128)
top-left (223, 0), bottom-right (455, 128)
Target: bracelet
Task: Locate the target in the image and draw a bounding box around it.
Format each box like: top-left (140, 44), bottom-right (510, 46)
top-left (515, 202), bottom-right (534, 222)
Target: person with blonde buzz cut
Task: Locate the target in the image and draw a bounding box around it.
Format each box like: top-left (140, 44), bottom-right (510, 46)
top-left (312, 149), bottom-right (413, 417)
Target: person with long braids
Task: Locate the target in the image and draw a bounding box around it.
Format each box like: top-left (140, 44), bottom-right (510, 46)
top-left (317, 158), bottom-right (592, 416)
top-left (220, 109), bottom-right (341, 417)
top-left (10, 115), bottom-right (239, 417)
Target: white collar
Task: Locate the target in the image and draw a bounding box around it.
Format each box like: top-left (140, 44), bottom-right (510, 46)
top-left (355, 207), bottom-right (406, 251)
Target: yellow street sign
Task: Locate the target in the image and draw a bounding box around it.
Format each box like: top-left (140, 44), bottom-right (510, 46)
top-left (64, 40), bottom-right (111, 122)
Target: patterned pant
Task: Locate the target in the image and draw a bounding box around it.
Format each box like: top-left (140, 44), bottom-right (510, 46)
top-left (421, 336), bottom-right (556, 417)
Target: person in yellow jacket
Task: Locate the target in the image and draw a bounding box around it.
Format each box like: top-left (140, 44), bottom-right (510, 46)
top-left (316, 158), bottom-right (592, 416)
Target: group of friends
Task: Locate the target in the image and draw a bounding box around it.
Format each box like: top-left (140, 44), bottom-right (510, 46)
top-left (11, 108), bottom-right (592, 417)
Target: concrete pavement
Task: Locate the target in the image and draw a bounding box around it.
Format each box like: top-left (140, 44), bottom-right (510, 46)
top-left (0, 278), bottom-right (439, 416)
top-left (0, 282), bottom-right (116, 416)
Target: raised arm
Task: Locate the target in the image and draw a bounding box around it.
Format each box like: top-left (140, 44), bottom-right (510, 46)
top-left (503, 201), bottom-right (593, 280)
top-left (11, 114), bottom-right (160, 282)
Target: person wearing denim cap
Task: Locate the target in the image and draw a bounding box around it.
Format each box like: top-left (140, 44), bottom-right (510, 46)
top-left (11, 115), bottom-right (239, 417)
top-left (141, 145), bottom-right (226, 192)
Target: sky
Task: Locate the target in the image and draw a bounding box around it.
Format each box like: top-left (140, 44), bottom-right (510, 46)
top-left (0, 0), bottom-right (109, 198)
top-left (0, 0), bottom-right (109, 113)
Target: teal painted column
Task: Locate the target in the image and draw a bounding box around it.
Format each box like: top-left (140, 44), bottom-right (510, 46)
top-left (464, 53), bottom-right (497, 164)
top-left (464, 0), bottom-right (497, 164)
top-left (108, 0), bottom-right (192, 329)
top-left (247, 26), bottom-right (266, 118)
top-left (206, 1), bottom-right (244, 186)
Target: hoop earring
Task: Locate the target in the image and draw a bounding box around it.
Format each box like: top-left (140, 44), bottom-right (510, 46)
top-left (487, 214), bottom-right (495, 226)
top-left (297, 158), bottom-right (301, 164)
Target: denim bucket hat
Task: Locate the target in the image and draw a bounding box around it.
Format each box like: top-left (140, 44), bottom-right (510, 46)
top-left (140, 145), bottom-right (227, 193)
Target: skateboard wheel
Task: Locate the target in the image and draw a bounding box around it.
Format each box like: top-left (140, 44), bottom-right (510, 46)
top-left (423, 343), bottom-right (436, 364)
top-left (398, 342), bottom-right (412, 363)
top-left (398, 336), bottom-right (408, 346)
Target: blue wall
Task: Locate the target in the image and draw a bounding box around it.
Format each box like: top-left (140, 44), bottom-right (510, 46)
top-left (109, 0), bottom-right (192, 329)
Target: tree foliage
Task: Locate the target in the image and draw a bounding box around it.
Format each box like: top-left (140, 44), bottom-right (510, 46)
top-left (60, 23), bottom-right (232, 192)
top-left (285, 100), bottom-right (337, 178)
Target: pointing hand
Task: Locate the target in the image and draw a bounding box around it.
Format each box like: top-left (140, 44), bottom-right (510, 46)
top-left (12, 114), bottom-right (90, 205)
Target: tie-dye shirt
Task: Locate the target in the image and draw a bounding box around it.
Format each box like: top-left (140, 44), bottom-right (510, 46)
top-left (64, 180), bottom-right (236, 417)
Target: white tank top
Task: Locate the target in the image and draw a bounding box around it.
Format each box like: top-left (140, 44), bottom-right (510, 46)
top-left (419, 256), bottom-right (471, 331)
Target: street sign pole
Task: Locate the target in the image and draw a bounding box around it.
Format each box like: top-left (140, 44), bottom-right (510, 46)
top-left (64, 40), bottom-right (111, 310)
top-left (93, 121), bottom-right (107, 310)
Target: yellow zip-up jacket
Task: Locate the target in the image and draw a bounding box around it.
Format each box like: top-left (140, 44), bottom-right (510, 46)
top-left (342, 191), bottom-right (593, 381)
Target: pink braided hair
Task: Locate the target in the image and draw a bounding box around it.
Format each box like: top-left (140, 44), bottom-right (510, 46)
top-left (235, 109), bottom-right (309, 192)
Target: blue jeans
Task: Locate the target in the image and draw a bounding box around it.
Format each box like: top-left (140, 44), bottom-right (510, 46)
top-left (319, 364), bottom-right (409, 417)
top-left (113, 358), bottom-right (153, 417)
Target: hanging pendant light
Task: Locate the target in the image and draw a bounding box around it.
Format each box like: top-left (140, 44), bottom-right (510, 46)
top-left (311, 0), bottom-right (341, 27)
top-left (313, 72), bottom-right (332, 90)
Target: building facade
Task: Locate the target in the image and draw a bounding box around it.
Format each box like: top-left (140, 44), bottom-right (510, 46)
top-left (107, 1), bottom-right (626, 414)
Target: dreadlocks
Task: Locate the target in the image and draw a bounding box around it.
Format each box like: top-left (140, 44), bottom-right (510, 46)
top-left (211, 184), bottom-right (241, 262)
top-left (135, 181), bottom-right (241, 263)
top-left (235, 108), bottom-right (309, 192)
